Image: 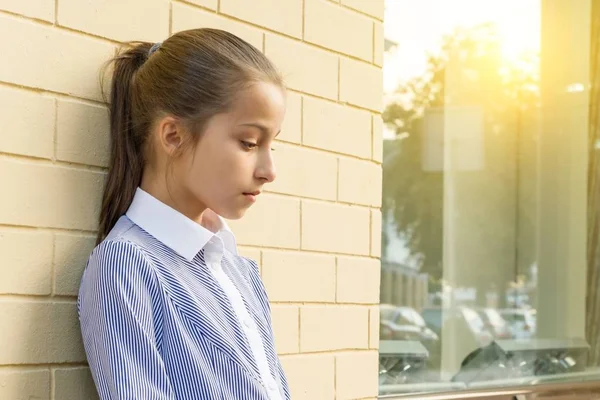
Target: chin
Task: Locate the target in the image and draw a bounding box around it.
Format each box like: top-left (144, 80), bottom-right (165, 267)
top-left (218, 207), bottom-right (249, 220)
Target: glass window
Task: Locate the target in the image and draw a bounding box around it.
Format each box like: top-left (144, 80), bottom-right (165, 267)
top-left (379, 0), bottom-right (600, 396)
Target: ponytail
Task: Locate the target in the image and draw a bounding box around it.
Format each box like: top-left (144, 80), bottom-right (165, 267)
top-left (97, 42), bottom-right (153, 244)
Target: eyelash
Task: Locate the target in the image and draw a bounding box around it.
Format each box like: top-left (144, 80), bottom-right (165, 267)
top-left (240, 141), bottom-right (276, 151)
top-left (241, 141), bottom-right (257, 150)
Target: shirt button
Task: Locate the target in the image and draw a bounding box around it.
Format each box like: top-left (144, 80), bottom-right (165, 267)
top-left (244, 318), bottom-right (253, 329)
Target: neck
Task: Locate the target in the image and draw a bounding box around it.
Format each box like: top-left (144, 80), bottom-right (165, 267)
top-left (140, 172), bottom-right (209, 228)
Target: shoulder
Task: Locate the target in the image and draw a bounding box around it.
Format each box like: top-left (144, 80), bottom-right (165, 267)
top-left (90, 238), bottom-right (149, 270)
top-left (81, 234), bottom-right (159, 300)
top-left (89, 216), bottom-right (159, 278)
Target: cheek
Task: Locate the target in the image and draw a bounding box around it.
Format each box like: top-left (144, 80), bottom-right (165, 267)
top-left (185, 156), bottom-right (214, 191)
top-left (211, 145), bottom-right (251, 178)
top-left (176, 140), bottom-right (254, 203)
top-left (184, 151), bottom-right (235, 197)
top-left (167, 150), bottom-right (208, 193)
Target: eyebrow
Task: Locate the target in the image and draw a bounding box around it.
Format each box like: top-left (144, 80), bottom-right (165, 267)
top-left (239, 122), bottom-right (281, 137)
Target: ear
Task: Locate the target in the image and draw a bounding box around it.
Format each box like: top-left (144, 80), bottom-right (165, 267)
top-left (155, 115), bottom-right (184, 156)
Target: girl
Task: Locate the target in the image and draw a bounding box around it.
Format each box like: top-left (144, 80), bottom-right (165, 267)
top-left (77, 28), bottom-right (289, 400)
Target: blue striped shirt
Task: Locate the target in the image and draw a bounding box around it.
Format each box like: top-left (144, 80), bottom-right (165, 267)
top-left (78, 189), bottom-right (290, 399)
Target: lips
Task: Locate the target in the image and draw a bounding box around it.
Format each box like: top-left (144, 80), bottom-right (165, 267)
top-left (242, 191), bottom-right (260, 203)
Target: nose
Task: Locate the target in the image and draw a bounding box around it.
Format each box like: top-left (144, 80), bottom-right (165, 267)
top-left (255, 149), bottom-right (277, 183)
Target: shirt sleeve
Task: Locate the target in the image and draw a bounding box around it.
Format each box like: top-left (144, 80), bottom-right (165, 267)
top-left (78, 239), bottom-right (176, 400)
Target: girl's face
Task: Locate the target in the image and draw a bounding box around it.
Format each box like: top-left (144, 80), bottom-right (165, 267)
top-left (148, 82), bottom-right (286, 223)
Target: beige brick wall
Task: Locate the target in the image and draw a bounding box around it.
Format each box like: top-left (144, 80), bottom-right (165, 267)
top-left (0, 0), bottom-right (383, 399)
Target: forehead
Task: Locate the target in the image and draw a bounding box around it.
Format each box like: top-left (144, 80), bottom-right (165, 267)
top-left (228, 82), bottom-right (286, 126)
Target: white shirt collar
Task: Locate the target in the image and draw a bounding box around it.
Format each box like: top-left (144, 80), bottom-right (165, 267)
top-left (125, 188), bottom-right (237, 261)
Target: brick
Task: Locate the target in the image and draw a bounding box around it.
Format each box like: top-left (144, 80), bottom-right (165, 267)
top-left (341, 0), bottom-right (384, 20)
top-left (373, 21), bottom-right (384, 66)
top-left (180, 0), bottom-right (218, 10)
top-left (58, 0), bottom-right (169, 42)
top-left (0, 368), bottom-right (50, 400)
top-left (0, 87), bottom-right (54, 159)
top-left (262, 251), bottom-right (335, 302)
top-left (300, 306), bottom-right (369, 351)
top-left (0, 0), bottom-right (54, 22)
top-left (340, 58), bottom-right (382, 112)
top-left (372, 114), bottom-right (383, 162)
top-left (226, 194), bottom-right (300, 249)
top-left (0, 158), bottom-right (105, 231)
top-left (271, 305), bottom-right (299, 354)
top-left (280, 354), bottom-right (334, 400)
top-left (336, 256), bottom-right (380, 304)
top-left (172, 2), bottom-right (262, 50)
top-left (54, 367), bottom-right (99, 400)
top-left (338, 158), bottom-right (382, 207)
top-left (335, 351), bottom-right (379, 400)
top-left (220, 0), bottom-right (302, 38)
top-left (54, 234), bottom-right (96, 296)
top-left (0, 301), bottom-right (85, 363)
top-left (278, 92), bottom-right (301, 144)
top-left (265, 34), bottom-right (337, 100)
top-left (302, 97), bottom-right (371, 158)
top-left (370, 209), bottom-right (381, 257)
top-left (301, 200), bottom-right (370, 255)
top-left (304, 0), bottom-right (372, 61)
top-left (0, 230), bottom-right (53, 295)
top-left (369, 305), bottom-right (379, 349)
top-left (269, 144), bottom-right (337, 201)
top-left (0, 15), bottom-right (115, 102)
top-left (57, 100), bottom-right (109, 167)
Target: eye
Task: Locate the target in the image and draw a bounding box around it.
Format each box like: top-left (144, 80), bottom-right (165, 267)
top-left (240, 140), bottom-right (257, 150)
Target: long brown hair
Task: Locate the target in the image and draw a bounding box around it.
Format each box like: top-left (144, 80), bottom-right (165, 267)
top-left (97, 29), bottom-right (283, 244)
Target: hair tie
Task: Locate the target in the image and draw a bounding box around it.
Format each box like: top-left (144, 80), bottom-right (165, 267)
top-left (148, 42), bottom-right (162, 57)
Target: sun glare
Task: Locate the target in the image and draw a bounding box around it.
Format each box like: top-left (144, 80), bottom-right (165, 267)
top-left (384, 0), bottom-right (541, 93)
top-left (494, 5), bottom-right (541, 68)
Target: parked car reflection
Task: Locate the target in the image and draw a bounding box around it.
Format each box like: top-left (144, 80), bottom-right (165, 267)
top-left (476, 308), bottom-right (513, 340)
top-left (380, 304), bottom-right (439, 342)
top-left (420, 307), bottom-right (494, 351)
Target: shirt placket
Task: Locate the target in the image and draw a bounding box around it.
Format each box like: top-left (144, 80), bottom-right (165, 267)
top-left (204, 237), bottom-right (281, 400)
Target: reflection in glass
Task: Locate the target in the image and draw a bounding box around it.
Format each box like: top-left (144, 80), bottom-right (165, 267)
top-left (379, 0), bottom-right (600, 395)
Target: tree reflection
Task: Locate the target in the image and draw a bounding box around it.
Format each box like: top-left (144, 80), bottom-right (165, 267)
top-left (382, 23), bottom-right (540, 306)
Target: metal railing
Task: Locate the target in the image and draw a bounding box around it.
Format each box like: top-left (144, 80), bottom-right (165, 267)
top-left (379, 379), bottom-right (600, 400)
